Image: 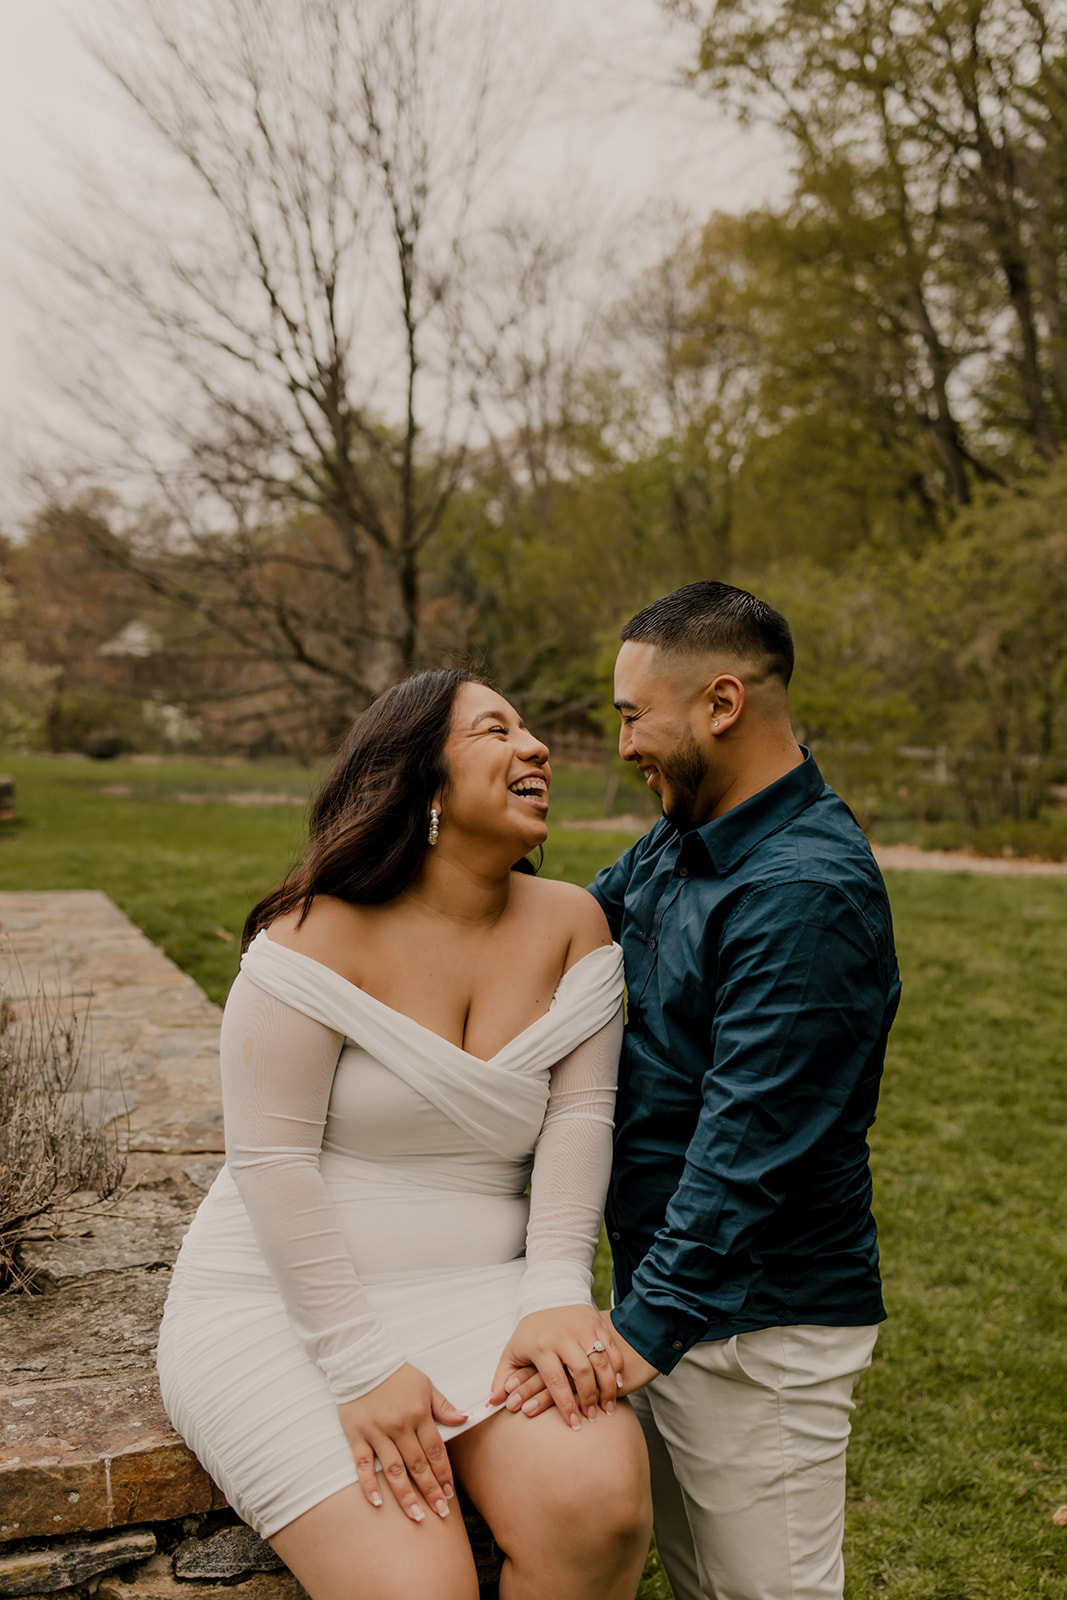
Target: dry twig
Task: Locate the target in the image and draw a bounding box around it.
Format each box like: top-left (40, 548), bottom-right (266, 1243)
top-left (0, 979), bottom-right (127, 1291)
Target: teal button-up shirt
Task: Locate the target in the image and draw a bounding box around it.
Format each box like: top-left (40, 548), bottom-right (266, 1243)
top-left (590, 752), bottom-right (899, 1373)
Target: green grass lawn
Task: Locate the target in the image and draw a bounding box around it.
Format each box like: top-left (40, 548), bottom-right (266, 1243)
top-left (1, 755), bottom-right (1066, 1595)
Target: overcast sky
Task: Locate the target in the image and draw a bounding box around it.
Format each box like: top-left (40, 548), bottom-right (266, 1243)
top-left (0, 0), bottom-right (787, 523)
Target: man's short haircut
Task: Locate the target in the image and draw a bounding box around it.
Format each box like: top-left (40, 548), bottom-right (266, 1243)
top-left (620, 581), bottom-right (794, 686)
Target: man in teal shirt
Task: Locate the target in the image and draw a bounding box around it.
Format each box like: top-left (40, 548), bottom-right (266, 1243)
top-left (590, 581), bottom-right (900, 1600)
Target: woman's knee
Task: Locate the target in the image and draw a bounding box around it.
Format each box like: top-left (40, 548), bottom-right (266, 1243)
top-left (541, 1413), bottom-right (653, 1551)
top-left (269, 1486), bottom-right (480, 1600)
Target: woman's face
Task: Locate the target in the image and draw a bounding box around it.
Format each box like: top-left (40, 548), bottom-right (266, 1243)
top-left (438, 683), bottom-right (551, 854)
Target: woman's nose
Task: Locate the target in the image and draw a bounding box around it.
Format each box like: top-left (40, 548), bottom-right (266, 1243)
top-left (520, 732), bottom-right (550, 764)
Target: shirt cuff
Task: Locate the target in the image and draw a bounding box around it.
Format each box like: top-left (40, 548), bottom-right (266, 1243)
top-left (611, 1290), bottom-right (708, 1375)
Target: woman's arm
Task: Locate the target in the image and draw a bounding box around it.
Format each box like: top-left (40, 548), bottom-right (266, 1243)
top-left (220, 971), bottom-right (463, 1519)
top-left (489, 998), bottom-right (626, 1425)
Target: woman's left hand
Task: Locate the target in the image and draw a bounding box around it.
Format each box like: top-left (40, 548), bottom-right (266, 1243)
top-left (488, 1307), bottom-right (624, 1429)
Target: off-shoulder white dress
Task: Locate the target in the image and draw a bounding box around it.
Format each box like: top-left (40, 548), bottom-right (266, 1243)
top-left (157, 931), bottom-right (624, 1537)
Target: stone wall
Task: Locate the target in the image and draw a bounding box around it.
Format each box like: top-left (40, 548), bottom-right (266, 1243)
top-left (0, 893), bottom-right (501, 1600)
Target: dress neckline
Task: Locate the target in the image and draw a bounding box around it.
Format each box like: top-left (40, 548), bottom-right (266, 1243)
top-left (254, 930), bottom-right (619, 1066)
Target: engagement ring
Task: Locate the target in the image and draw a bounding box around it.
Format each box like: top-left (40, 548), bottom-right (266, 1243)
top-left (585, 1340), bottom-right (606, 1356)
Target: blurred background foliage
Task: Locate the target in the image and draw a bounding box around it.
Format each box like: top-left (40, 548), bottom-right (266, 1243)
top-left (3, 0), bottom-right (1067, 856)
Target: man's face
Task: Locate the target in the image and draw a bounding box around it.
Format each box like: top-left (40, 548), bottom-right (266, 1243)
top-left (613, 641), bottom-right (712, 831)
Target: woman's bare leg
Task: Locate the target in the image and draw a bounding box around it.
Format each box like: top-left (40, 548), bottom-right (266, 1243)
top-left (449, 1402), bottom-right (652, 1600)
top-left (269, 1479), bottom-right (478, 1600)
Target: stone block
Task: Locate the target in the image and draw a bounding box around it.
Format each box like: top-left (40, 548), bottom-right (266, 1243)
top-left (0, 1371), bottom-right (227, 1541)
top-left (18, 1190), bottom-right (193, 1287)
top-left (0, 1462), bottom-right (111, 1542)
top-left (120, 1154), bottom-right (211, 1192)
top-left (126, 1127), bottom-right (226, 1157)
top-left (0, 1530), bottom-right (156, 1596)
top-left (180, 1161), bottom-right (224, 1195)
top-left (0, 1271), bottom-right (170, 1382)
top-left (99, 1570), bottom-right (308, 1600)
top-left (173, 1526), bottom-right (283, 1580)
top-left (108, 1445), bottom-right (227, 1526)
top-left (127, 1111), bottom-right (225, 1157)
top-left (56, 1088), bottom-right (139, 1127)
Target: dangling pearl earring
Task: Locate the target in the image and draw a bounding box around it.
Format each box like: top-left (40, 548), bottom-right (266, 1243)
top-left (428, 807), bottom-right (440, 846)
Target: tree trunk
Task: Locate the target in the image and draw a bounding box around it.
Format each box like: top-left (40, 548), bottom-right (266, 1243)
top-left (907, 288), bottom-right (972, 505)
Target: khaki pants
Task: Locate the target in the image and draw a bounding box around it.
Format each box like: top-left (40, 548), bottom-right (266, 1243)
top-left (629, 1323), bottom-right (879, 1600)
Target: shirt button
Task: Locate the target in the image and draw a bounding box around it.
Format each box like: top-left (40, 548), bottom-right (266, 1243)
top-left (648, 937), bottom-right (657, 950)
top-left (678, 866), bottom-right (689, 878)
top-left (671, 1340), bottom-right (684, 1351)
top-left (610, 1231), bottom-right (621, 1242)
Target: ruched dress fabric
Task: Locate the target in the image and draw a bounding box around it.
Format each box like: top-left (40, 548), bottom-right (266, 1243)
top-left (157, 931), bottom-right (625, 1538)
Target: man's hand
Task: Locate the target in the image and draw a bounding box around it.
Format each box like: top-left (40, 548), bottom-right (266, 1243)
top-left (499, 1312), bottom-right (660, 1420)
top-left (610, 1318), bottom-right (660, 1393)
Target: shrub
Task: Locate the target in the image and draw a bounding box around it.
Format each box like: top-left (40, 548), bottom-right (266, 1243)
top-left (0, 981), bottom-right (127, 1291)
top-left (920, 814), bottom-right (1067, 860)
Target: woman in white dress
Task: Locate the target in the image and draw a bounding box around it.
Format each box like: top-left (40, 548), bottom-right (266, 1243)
top-left (157, 669), bottom-right (652, 1600)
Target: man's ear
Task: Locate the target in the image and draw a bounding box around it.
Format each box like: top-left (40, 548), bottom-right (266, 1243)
top-left (703, 673), bottom-right (744, 735)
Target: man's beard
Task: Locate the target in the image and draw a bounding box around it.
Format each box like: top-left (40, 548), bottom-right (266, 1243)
top-left (658, 731), bottom-right (708, 831)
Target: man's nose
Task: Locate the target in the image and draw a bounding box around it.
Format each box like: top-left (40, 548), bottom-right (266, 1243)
top-left (618, 723), bottom-right (635, 761)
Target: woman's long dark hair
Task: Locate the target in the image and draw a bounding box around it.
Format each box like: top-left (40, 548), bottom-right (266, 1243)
top-left (243, 669), bottom-right (487, 950)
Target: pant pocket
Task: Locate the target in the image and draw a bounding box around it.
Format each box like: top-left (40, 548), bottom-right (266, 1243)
top-left (724, 1325), bottom-right (789, 1391)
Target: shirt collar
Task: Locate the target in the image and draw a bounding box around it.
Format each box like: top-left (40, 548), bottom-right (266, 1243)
top-left (677, 749), bottom-right (824, 876)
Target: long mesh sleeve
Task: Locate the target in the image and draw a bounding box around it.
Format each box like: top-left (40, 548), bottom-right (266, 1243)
top-left (220, 970), bottom-right (407, 1402)
top-left (516, 1002), bottom-right (624, 1316)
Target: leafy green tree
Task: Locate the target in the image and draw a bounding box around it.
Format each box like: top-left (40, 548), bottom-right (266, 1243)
top-left (669, 0), bottom-right (1067, 483)
top-left (687, 210), bottom-right (967, 564)
top-left (903, 464), bottom-right (1067, 822)
top-left (0, 576), bottom-right (59, 751)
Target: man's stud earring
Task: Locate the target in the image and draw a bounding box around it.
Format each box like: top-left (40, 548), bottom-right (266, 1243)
top-left (428, 807), bottom-right (440, 846)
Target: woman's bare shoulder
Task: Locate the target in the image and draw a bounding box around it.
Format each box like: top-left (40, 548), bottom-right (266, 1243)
top-left (512, 875), bottom-right (612, 966)
top-left (263, 895), bottom-right (370, 981)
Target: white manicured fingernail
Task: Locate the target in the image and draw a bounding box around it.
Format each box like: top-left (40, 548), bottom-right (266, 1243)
top-left (435, 1500), bottom-right (449, 1517)
top-left (444, 1484), bottom-right (455, 1499)
top-left (616, 1374), bottom-right (623, 1388)
top-left (587, 1407), bottom-right (598, 1421)
top-left (606, 1400), bottom-right (616, 1415)
top-left (409, 1505), bottom-right (426, 1523)
top-left (370, 1492), bottom-right (383, 1507)
top-left (570, 1415), bottom-right (582, 1431)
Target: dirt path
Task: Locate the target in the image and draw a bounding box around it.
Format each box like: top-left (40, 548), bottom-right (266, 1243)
top-left (88, 789), bottom-right (1067, 877)
top-left (870, 843), bottom-right (1067, 878)
top-left (559, 817), bottom-right (1067, 878)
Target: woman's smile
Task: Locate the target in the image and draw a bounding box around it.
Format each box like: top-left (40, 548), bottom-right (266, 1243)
top-left (508, 771), bottom-right (550, 814)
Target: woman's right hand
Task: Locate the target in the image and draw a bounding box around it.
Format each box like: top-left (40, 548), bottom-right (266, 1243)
top-left (337, 1364), bottom-right (467, 1522)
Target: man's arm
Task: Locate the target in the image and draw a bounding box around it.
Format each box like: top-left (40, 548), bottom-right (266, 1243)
top-left (611, 879), bottom-right (892, 1375)
top-left (587, 832), bottom-right (646, 939)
